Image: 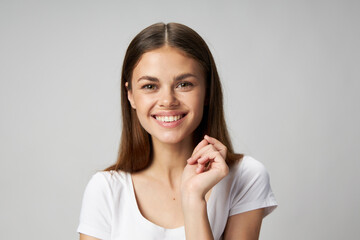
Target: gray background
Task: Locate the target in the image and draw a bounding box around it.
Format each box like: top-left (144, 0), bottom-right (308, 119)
top-left (0, 0), bottom-right (359, 239)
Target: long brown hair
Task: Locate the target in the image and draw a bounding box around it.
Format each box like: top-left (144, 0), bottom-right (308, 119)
top-left (105, 22), bottom-right (242, 172)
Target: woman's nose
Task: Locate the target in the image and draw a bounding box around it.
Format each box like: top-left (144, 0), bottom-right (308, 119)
top-left (158, 87), bottom-right (179, 108)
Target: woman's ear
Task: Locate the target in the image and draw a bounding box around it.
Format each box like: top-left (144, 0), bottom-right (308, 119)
top-left (125, 82), bottom-right (136, 109)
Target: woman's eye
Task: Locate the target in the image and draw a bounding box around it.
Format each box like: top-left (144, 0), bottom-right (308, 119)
top-left (177, 82), bottom-right (193, 88)
top-left (142, 84), bottom-right (157, 90)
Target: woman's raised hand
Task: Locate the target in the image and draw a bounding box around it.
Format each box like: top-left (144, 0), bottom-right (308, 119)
top-left (181, 135), bottom-right (229, 200)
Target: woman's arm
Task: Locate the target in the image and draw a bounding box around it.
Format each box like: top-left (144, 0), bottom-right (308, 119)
top-left (79, 233), bottom-right (100, 240)
top-left (182, 136), bottom-right (269, 240)
top-left (223, 208), bottom-right (265, 240)
top-left (181, 135), bottom-right (229, 240)
top-left (182, 194), bottom-right (214, 240)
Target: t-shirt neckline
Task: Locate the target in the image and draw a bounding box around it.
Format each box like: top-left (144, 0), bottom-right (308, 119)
top-left (125, 172), bottom-right (215, 232)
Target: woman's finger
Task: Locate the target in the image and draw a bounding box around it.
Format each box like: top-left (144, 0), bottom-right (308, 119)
top-left (197, 154), bottom-right (211, 164)
top-left (190, 144), bottom-right (217, 163)
top-left (204, 135), bottom-right (227, 159)
top-left (196, 156), bottom-right (213, 173)
top-left (196, 162), bottom-right (205, 173)
top-left (187, 138), bottom-right (209, 164)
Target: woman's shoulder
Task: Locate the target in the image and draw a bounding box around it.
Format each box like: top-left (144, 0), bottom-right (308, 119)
top-left (91, 169), bottom-right (128, 181)
top-left (226, 155), bottom-right (272, 190)
top-left (230, 155), bottom-right (269, 176)
top-left (84, 170), bottom-right (130, 193)
top-left (224, 156), bottom-right (278, 217)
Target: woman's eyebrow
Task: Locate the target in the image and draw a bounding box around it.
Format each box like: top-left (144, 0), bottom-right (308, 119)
top-left (174, 73), bottom-right (198, 81)
top-left (137, 76), bottom-right (159, 82)
top-left (137, 73), bottom-right (198, 83)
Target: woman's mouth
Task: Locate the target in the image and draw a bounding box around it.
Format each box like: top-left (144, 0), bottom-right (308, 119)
top-left (151, 113), bottom-right (187, 128)
top-left (154, 114), bottom-right (185, 122)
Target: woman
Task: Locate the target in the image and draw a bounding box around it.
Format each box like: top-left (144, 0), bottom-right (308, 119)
top-left (77, 22), bottom-right (277, 240)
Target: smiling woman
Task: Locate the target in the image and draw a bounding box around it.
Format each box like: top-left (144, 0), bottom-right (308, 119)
top-left (77, 22), bottom-right (277, 240)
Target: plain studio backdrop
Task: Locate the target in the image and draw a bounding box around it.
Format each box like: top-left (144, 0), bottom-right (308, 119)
top-left (0, 0), bottom-right (359, 239)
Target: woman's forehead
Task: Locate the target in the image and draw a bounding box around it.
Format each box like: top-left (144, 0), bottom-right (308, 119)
top-left (132, 46), bottom-right (205, 81)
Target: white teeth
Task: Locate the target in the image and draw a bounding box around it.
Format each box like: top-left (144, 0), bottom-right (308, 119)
top-left (155, 115), bottom-right (183, 122)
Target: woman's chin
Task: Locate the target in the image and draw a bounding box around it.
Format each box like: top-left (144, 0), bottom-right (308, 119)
top-left (152, 133), bottom-right (190, 145)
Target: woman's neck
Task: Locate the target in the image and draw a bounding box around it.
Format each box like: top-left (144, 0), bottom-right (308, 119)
top-left (145, 136), bottom-right (193, 188)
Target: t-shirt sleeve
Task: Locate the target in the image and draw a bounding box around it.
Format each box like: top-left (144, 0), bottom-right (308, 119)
top-left (229, 157), bottom-right (278, 218)
top-left (77, 172), bottom-right (113, 240)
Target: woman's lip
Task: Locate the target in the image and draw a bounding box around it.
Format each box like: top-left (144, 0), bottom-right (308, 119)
top-left (151, 111), bottom-right (187, 116)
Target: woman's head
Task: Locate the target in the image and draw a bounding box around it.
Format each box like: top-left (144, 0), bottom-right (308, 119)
top-left (105, 22), bottom-right (241, 172)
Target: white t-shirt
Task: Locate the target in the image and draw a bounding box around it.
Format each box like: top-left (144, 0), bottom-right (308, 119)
top-left (77, 156), bottom-right (277, 240)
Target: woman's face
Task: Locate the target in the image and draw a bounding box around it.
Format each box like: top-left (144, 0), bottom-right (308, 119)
top-left (127, 46), bottom-right (206, 145)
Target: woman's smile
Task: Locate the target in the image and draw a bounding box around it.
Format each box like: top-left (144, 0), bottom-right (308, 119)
top-left (152, 111), bottom-right (187, 128)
